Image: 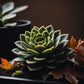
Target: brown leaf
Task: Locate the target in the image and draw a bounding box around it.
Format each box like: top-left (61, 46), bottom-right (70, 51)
top-left (49, 65), bottom-right (84, 84)
top-left (78, 46), bottom-right (84, 56)
top-left (70, 36), bottom-right (78, 50)
top-left (49, 68), bottom-right (63, 79)
top-left (70, 36), bottom-right (84, 67)
top-left (65, 74), bottom-right (78, 84)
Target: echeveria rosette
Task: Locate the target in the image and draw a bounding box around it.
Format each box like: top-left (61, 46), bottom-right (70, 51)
top-left (12, 25), bottom-right (73, 71)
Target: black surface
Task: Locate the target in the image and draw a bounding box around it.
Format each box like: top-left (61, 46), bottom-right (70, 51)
top-left (0, 20), bottom-right (31, 61)
top-left (0, 75), bottom-right (84, 84)
top-left (0, 75), bottom-right (66, 84)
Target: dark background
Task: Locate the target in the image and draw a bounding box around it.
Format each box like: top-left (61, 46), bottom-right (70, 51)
top-left (0, 0), bottom-right (84, 39)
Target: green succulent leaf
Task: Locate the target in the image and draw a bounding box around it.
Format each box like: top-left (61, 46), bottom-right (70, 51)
top-left (10, 5), bottom-right (28, 14)
top-left (31, 26), bottom-right (38, 34)
top-left (42, 46), bottom-right (54, 54)
top-left (50, 31), bottom-right (54, 44)
top-left (26, 48), bottom-right (40, 55)
top-left (64, 48), bottom-right (74, 56)
top-left (46, 25), bottom-right (53, 32)
top-left (26, 60), bottom-right (37, 64)
top-left (31, 32), bottom-right (36, 37)
top-left (57, 40), bottom-right (69, 49)
top-left (12, 48), bottom-right (30, 57)
top-left (25, 36), bottom-right (30, 44)
top-left (2, 2), bottom-right (14, 14)
top-left (20, 34), bottom-right (25, 42)
top-left (43, 30), bottom-right (49, 37)
top-left (4, 22), bottom-right (17, 27)
top-left (13, 57), bottom-right (25, 62)
top-left (21, 41), bottom-right (30, 49)
top-left (35, 45), bottom-right (45, 52)
top-left (2, 14), bottom-right (16, 22)
top-left (39, 26), bottom-right (46, 33)
top-left (14, 41), bottom-right (25, 50)
top-left (29, 42), bottom-right (36, 48)
top-left (60, 34), bottom-right (68, 42)
top-left (34, 57), bottom-right (46, 61)
top-left (25, 31), bottom-right (30, 37)
top-left (54, 30), bottom-right (61, 40)
top-left (46, 41), bottom-right (52, 48)
top-left (54, 35), bottom-right (61, 48)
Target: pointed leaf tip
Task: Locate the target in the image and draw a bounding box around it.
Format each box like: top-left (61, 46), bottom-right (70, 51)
top-left (70, 36), bottom-right (78, 49)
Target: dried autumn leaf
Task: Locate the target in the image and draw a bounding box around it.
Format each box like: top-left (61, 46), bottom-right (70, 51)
top-left (65, 74), bottom-right (78, 84)
top-left (70, 36), bottom-right (78, 50)
top-left (0, 58), bottom-right (12, 70)
top-left (77, 43), bottom-right (84, 56)
top-left (70, 36), bottom-right (84, 67)
top-left (49, 65), bottom-right (84, 84)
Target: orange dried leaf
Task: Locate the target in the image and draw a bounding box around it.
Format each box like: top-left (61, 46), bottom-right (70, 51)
top-left (70, 36), bottom-right (78, 50)
top-left (0, 58), bottom-right (12, 70)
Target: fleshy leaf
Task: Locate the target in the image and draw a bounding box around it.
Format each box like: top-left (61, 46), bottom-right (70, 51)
top-left (25, 31), bottom-right (30, 37)
top-left (26, 60), bottom-right (37, 64)
top-left (60, 34), bottom-right (68, 42)
top-left (42, 46), bottom-right (54, 54)
top-left (39, 26), bottom-right (46, 33)
top-left (35, 45), bottom-right (45, 52)
top-left (57, 40), bottom-right (69, 49)
top-left (64, 48), bottom-right (74, 56)
top-left (12, 57), bottom-right (25, 62)
top-left (2, 2), bottom-right (14, 14)
top-left (32, 26), bottom-right (38, 34)
top-left (26, 48), bottom-right (39, 55)
top-left (54, 30), bottom-right (61, 40)
top-left (2, 14), bottom-right (16, 22)
top-left (25, 36), bottom-right (30, 44)
top-left (4, 23), bottom-right (17, 27)
top-left (10, 5), bottom-right (28, 14)
top-left (14, 41), bottom-right (25, 50)
top-left (46, 25), bottom-right (53, 32)
top-left (54, 35), bottom-right (60, 48)
top-left (29, 42), bottom-right (36, 48)
top-left (43, 30), bottom-right (49, 37)
top-left (20, 34), bottom-right (25, 42)
top-left (12, 48), bottom-right (30, 56)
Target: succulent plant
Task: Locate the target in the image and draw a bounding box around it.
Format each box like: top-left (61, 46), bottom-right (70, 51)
top-left (0, 2), bottom-right (28, 27)
top-left (12, 25), bottom-right (73, 71)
